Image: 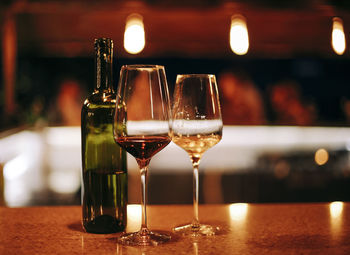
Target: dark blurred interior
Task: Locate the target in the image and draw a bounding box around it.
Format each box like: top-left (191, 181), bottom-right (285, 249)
top-left (1, 0), bottom-right (350, 206)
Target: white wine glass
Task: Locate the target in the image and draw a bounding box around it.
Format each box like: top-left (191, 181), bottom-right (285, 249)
top-left (114, 65), bottom-right (172, 245)
top-left (171, 74), bottom-right (223, 236)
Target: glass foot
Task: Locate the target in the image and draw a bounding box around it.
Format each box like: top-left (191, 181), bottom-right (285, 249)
top-left (118, 230), bottom-right (171, 246)
top-left (173, 223), bottom-right (220, 236)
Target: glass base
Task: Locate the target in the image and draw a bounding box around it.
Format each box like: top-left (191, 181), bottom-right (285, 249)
top-left (118, 230), bottom-right (171, 246)
top-left (173, 223), bottom-right (220, 236)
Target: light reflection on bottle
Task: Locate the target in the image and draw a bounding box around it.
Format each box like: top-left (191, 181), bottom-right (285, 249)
top-left (126, 204), bottom-right (142, 232)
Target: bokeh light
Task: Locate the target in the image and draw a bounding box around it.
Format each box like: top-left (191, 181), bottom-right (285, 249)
top-left (230, 15), bottom-right (249, 55)
top-left (124, 14), bottom-right (145, 54)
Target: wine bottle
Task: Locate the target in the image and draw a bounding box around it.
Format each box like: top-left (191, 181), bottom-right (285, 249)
top-left (81, 38), bottom-right (127, 234)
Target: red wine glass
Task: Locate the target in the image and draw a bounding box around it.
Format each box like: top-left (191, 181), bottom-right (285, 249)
top-left (113, 65), bottom-right (172, 246)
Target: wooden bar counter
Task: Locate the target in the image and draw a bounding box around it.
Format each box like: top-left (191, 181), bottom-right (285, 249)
top-left (1, 203), bottom-right (350, 254)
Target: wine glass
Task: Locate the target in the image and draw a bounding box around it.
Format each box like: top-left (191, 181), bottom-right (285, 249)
top-left (171, 74), bottom-right (223, 236)
top-left (114, 65), bottom-right (172, 246)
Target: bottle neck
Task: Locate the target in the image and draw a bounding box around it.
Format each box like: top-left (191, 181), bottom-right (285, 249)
top-left (95, 38), bottom-right (114, 93)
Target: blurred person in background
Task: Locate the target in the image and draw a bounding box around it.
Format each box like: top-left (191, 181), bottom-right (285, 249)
top-left (268, 80), bottom-right (317, 126)
top-left (218, 70), bottom-right (266, 125)
top-left (49, 79), bottom-right (85, 126)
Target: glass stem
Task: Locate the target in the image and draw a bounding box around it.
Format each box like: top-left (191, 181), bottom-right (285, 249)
top-left (137, 159), bottom-right (150, 235)
top-left (191, 156), bottom-right (201, 228)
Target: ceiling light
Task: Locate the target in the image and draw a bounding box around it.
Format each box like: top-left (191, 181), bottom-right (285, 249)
top-left (124, 14), bottom-right (145, 54)
top-left (331, 17), bottom-right (346, 55)
top-left (230, 15), bottom-right (249, 55)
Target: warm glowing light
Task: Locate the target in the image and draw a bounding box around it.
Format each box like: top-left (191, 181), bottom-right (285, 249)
top-left (126, 204), bottom-right (142, 231)
top-left (330, 201), bottom-right (343, 218)
top-left (314, 148), bottom-right (329, 166)
top-left (124, 14), bottom-right (145, 54)
top-left (230, 15), bottom-right (249, 55)
top-left (332, 17), bottom-right (346, 55)
top-left (229, 203), bottom-right (248, 221)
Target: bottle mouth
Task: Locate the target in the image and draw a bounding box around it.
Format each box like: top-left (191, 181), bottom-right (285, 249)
top-left (94, 38), bottom-right (113, 51)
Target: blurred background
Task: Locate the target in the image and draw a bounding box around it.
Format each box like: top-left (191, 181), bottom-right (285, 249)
top-left (1, 0), bottom-right (350, 207)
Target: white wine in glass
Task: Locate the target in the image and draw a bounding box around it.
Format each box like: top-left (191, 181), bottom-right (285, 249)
top-left (171, 74), bottom-right (223, 236)
top-left (114, 65), bottom-right (172, 246)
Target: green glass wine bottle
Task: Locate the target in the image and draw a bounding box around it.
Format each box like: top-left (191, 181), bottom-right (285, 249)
top-left (81, 38), bottom-right (127, 234)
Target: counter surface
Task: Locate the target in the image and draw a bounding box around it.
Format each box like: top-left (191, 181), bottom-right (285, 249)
top-left (1, 203), bottom-right (350, 254)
